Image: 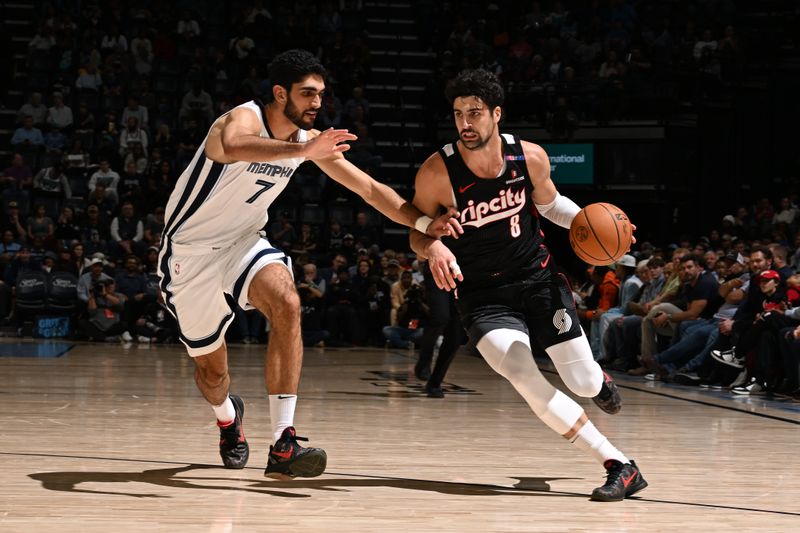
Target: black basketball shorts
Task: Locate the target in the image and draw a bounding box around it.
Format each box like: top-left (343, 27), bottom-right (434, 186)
top-left (455, 270), bottom-right (583, 350)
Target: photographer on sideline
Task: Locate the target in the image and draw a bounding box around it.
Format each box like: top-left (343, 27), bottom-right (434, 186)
top-left (383, 280), bottom-right (429, 349)
top-left (76, 257), bottom-right (112, 304)
top-left (78, 279), bottom-right (131, 341)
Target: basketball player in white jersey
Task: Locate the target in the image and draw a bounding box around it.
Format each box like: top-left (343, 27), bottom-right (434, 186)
top-left (409, 69), bottom-right (646, 501)
top-left (158, 49), bottom-right (461, 479)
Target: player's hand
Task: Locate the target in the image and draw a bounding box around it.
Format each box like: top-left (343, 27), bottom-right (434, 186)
top-left (426, 240), bottom-right (463, 291)
top-left (304, 128), bottom-right (357, 160)
top-left (425, 207), bottom-right (463, 240)
top-left (628, 223), bottom-right (637, 250)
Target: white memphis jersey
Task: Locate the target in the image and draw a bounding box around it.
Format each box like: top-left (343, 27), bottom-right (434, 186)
top-left (163, 100), bottom-right (307, 249)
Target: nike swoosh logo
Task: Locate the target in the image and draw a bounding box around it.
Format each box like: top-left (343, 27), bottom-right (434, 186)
top-left (459, 182), bottom-right (476, 193)
top-left (277, 395), bottom-right (295, 399)
top-left (540, 254), bottom-right (551, 268)
top-left (272, 446), bottom-right (293, 460)
top-left (621, 471), bottom-right (637, 488)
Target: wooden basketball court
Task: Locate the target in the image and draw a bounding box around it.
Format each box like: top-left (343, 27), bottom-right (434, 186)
top-left (1, 339), bottom-right (798, 531)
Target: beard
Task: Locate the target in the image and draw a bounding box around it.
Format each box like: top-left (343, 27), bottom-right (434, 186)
top-left (284, 95), bottom-right (317, 130)
top-left (459, 122), bottom-right (495, 151)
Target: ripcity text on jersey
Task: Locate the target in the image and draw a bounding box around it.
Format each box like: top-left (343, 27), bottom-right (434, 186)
top-left (441, 133), bottom-right (550, 290)
top-left (163, 100), bottom-right (306, 249)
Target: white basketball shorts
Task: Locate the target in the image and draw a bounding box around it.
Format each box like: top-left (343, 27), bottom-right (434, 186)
top-left (157, 232), bottom-right (291, 356)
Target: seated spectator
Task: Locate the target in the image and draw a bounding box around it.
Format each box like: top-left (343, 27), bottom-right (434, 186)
top-left (118, 161), bottom-right (144, 208)
top-left (382, 283), bottom-right (428, 349)
top-left (297, 263), bottom-right (328, 346)
top-left (269, 211), bottom-right (296, 251)
top-left (290, 223), bottom-right (318, 258)
top-left (46, 92), bottom-right (73, 132)
top-left (11, 116), bottom-right (45, 150)
top-left (53, 205), bottom-right (81, 248)
top-left (631, 254), bottom-right (720, 376)
top-left (33, 162), bottom-right (71, 201)
top-left (74, 64), bottom-right (103, 91)
top-left (88, 160), bottom-right (121, 204)
top-left (110, 202), bottom-right (145, 258)
top-left (121, 96), bottom-right (149, 131)
top-left (115, 254), bottom-right (152, 330)
top-left (119, 117), bottom-right (149, 158)
top-left (0, 230), bottom-right (22, 269)
top-left (0, 201), bottom-right (28, 243)
top-left (76, 257), bottom-right (113, 303)
top-left (1, 153), bottom-right (33, 191)
top-left (124, 142), bottom-right (149, 175)
top-left (133, 291), bottom-right (178, 343)
top-left (179, 81), bottom-right (214, 128)
top-left (43, 125), bottom-right (67, 165)
top-left (80, 204), bottom-right (112, 256)
top-left (78, 278), bottom-right (131, 342)
top-left (17, 93), bottom-right (47, 126)
top-left (594, 255), bottom-right (639, 361)
top-left (390, 270), bottom-right (419, 326)
top-left (578, 265), bottom-right (620, 359)
top-left (143, 207), bottom-right (165, 248)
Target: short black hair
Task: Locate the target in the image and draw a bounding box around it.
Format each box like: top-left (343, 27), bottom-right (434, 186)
top-left (267, 49), bottom-right (326, 99)
top-left (445, 69), bottom-right (505, 109)
top-left (680, 253), bottom-right (703, 265)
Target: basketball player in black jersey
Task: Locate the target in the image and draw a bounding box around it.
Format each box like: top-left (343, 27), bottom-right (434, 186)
top-left (409, 69), bottom-right (647, 501)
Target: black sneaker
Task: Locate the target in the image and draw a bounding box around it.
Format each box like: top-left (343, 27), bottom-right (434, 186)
top-left (592, 371), bottom-right (621, 414)
top-left (590, 459), bottom-right (648, 502)
top-left (425, 384), bottom-right (445, 398)
top-left (218, 394), bottom-right (249, 469)
top-left (265, 426), bottom-right (327, 479)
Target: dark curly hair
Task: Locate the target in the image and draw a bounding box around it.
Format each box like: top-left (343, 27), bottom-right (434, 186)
top-left (445, 69), bottom-right (505, 109)
top-left (267, 49), bottom-right (327, 100)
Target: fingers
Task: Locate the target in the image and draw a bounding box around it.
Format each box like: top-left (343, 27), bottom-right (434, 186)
top-left (432, 261), bottom-right (455, 291)
top-left (333, 144), bottom-right (351, 153)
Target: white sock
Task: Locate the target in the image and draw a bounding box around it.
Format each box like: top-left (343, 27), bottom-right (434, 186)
top-left (269, 394), bottom-right (297, 443)
top-left (212, 395), bottom-right (236, 425)
top-left (570, 420), bottom-right (628, 466)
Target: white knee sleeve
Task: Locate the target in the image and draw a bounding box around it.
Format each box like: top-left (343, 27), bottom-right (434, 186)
top-left (477, 329), bottom-right (584, 435)
top-left (546, 333), bottom-right (603, 398)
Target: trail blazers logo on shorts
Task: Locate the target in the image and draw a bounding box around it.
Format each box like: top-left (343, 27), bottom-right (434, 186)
top-left (553, 308), bottom-right (572, 335)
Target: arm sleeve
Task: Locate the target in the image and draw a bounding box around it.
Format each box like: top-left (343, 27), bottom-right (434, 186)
top-left (534, 192), bottom-right (581, 229)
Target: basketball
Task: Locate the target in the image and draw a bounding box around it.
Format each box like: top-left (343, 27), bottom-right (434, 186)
top-left (569, 203), bottom-right (633, 265)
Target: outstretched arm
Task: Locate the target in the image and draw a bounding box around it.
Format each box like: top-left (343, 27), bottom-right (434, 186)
top-left (313, 144), bottom-right (461, 240)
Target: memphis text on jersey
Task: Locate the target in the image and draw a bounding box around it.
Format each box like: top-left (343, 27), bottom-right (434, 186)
top-left (246, 161), bottom-right (295, 178)
top-left (460, 186), bottom-right (527, 228)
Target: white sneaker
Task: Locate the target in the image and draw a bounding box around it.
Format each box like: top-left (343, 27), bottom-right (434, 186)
top-left (137, 335), bottom-right (151, 343)
top-left (731, 378), bottom-right (766, 396)
top-left (711, 348), bottom-right (744, 368)
top-left (121, 331), bottom-right (133, 342)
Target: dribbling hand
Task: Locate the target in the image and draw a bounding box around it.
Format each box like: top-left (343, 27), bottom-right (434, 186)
top-left (304, 128), bottom-right (358, 160)
top-left (425, 207), bottom-right (464, 240)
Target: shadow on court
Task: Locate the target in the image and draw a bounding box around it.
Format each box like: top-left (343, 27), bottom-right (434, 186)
top-left (28, 463), bottom-right (576, 499)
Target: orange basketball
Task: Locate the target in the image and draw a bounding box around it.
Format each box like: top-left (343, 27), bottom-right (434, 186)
top-left (569, 203), bottom-right (633, 266)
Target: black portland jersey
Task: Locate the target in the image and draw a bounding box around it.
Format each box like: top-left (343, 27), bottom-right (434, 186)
top-left (440, 133), bottom-right (550, 291)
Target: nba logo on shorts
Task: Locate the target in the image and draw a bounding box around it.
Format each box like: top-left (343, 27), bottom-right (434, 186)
top-left (552, 308), bottom-right (572, 334)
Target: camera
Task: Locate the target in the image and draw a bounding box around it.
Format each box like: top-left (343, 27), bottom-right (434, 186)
top-left (405, 286), bottom-right (421, 303)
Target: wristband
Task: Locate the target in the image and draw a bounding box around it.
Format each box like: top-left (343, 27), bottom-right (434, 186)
top-left (414, 215), bottom-right (433, 233)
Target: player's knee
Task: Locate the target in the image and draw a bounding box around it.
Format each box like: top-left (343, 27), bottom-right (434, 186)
top-left (562, 369), bottom-right (602, 398)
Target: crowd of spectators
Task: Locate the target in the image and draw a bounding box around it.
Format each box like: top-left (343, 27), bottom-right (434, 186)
top-left (423, 0), bottom-right (749, 136)
top-left (1, 0), bottom-right (798, 398)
